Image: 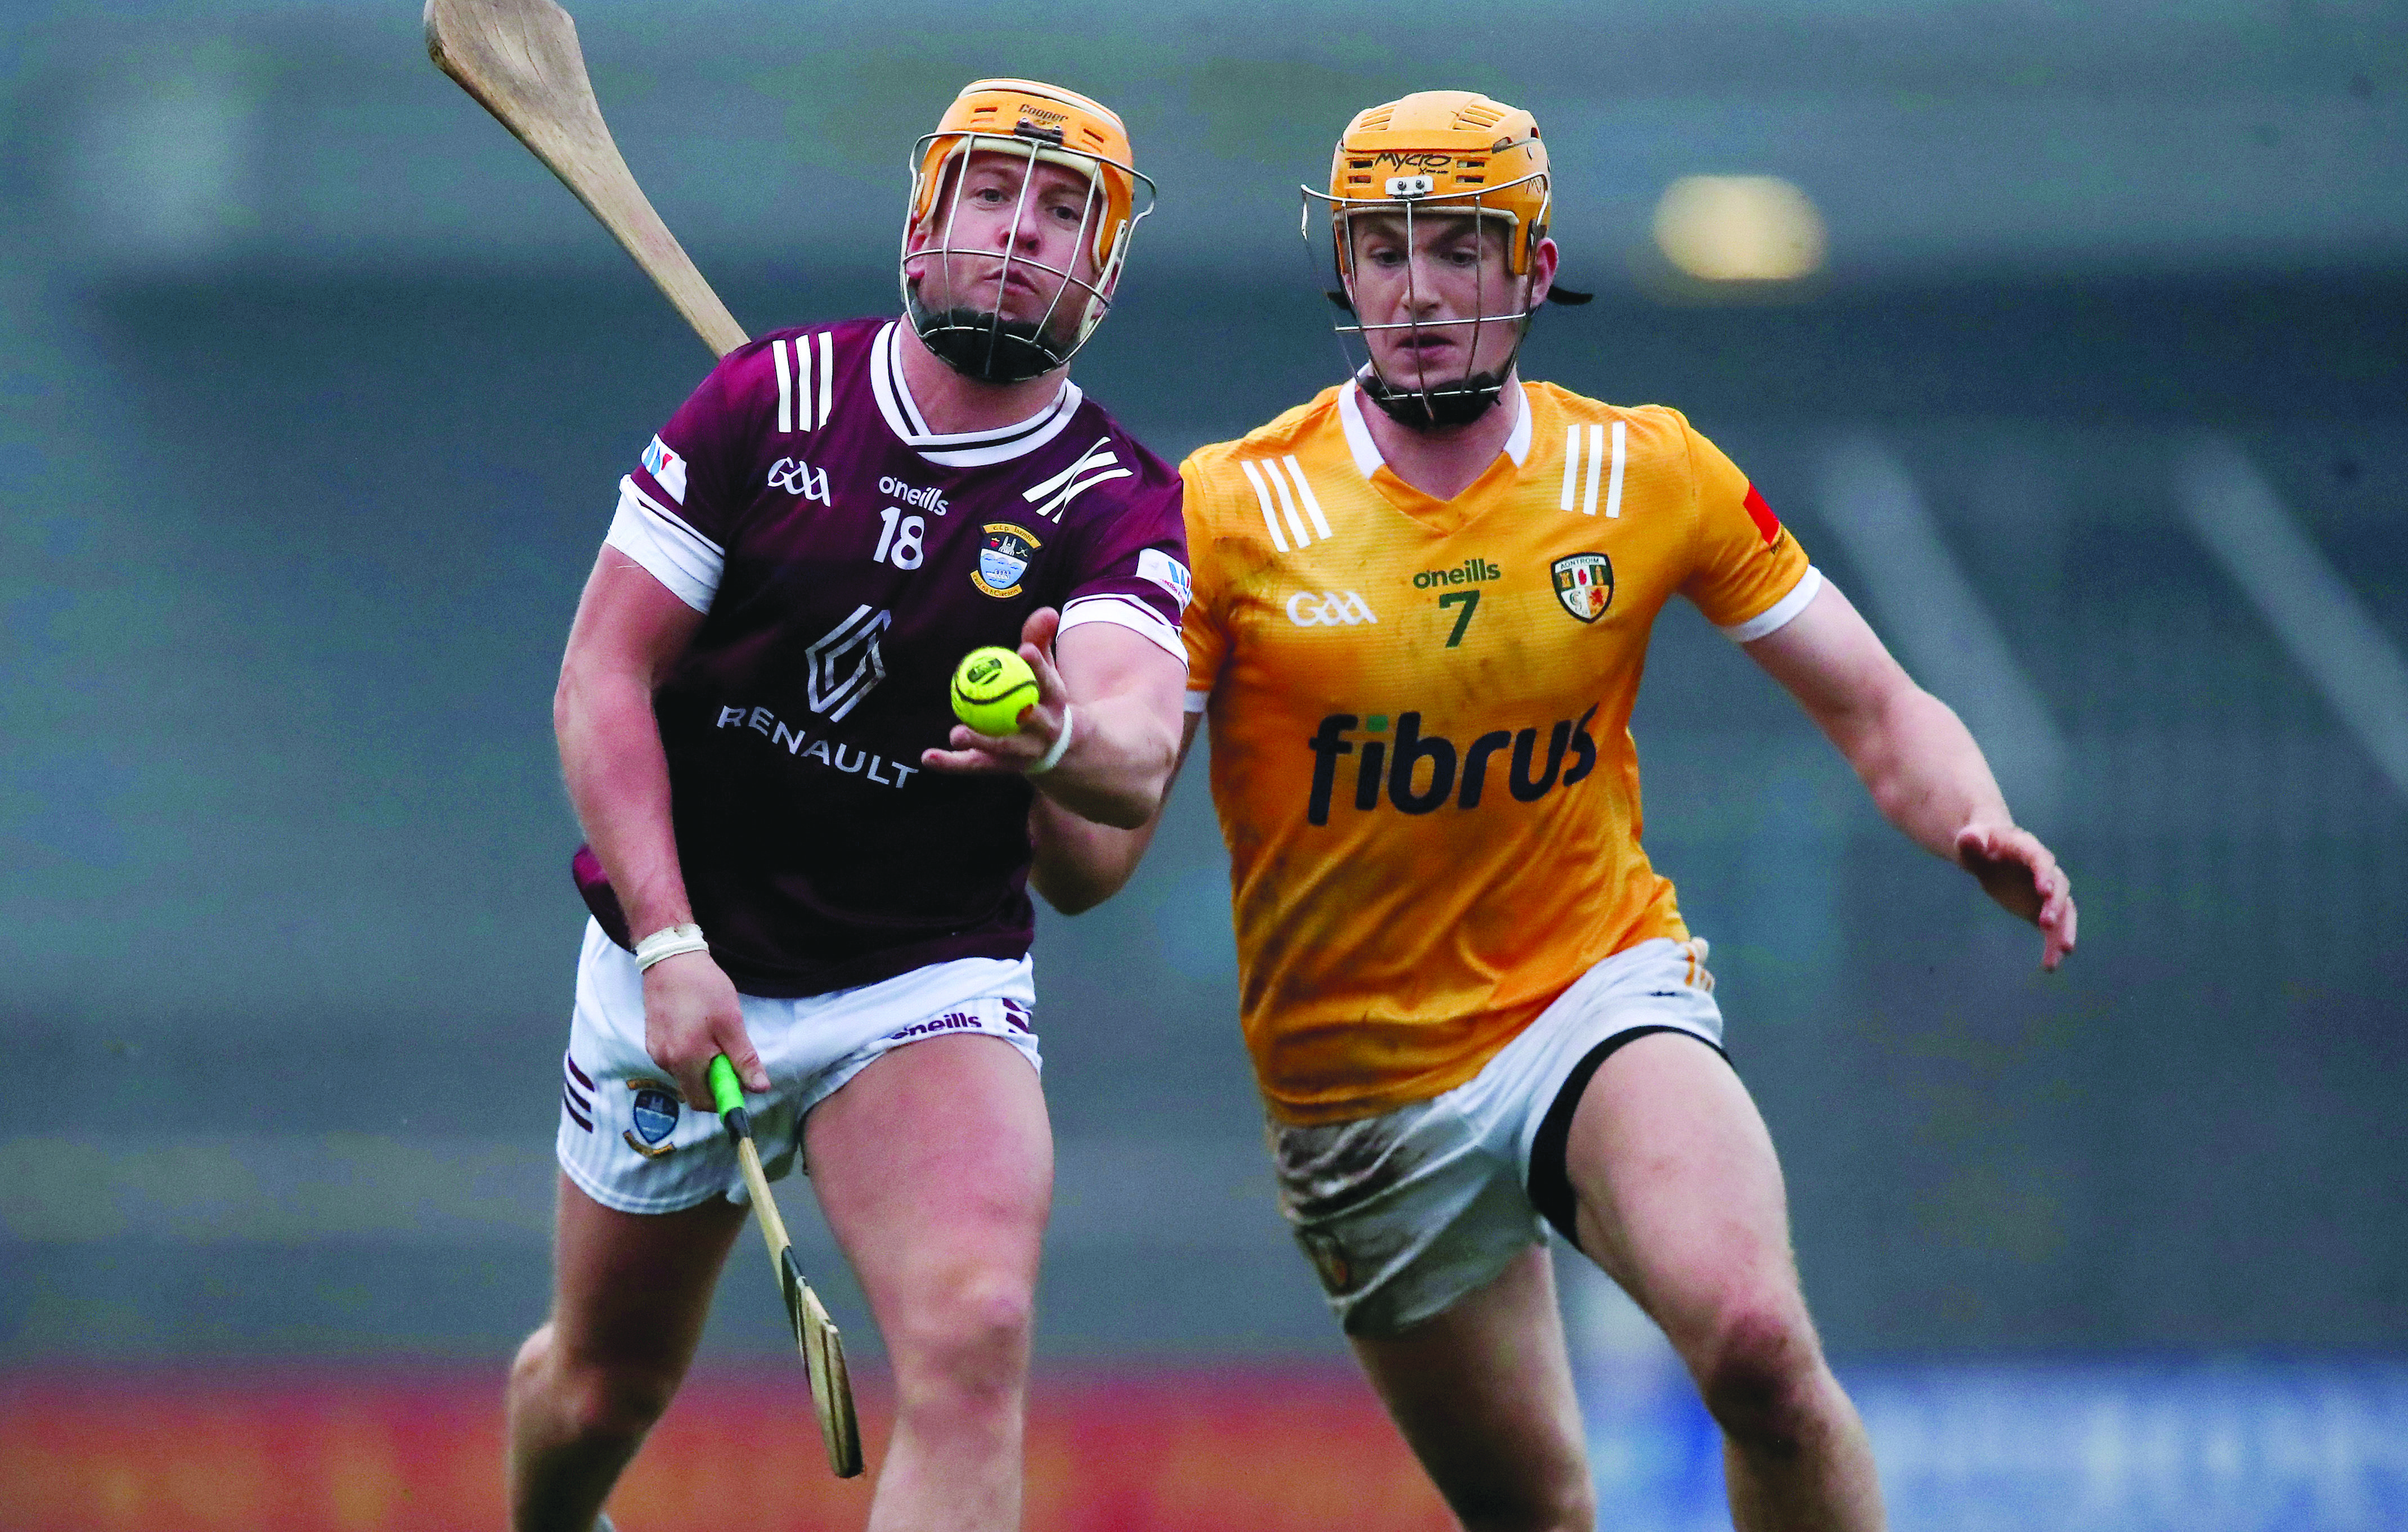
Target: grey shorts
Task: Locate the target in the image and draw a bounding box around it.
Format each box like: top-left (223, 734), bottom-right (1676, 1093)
top-left (1270, 938), bottom-right (1724, 1336)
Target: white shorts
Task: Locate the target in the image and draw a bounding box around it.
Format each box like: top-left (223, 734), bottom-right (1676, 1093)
top-left (556, 918), bottom-right (1043, 1215)
top-left (1270, 937), bottom-right (1725, 1336)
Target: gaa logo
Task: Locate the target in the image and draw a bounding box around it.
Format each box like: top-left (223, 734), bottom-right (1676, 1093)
top-left (766, 455), bottom-right (832, 505)
top-left (1286, 590), bottom-right (1378, 627)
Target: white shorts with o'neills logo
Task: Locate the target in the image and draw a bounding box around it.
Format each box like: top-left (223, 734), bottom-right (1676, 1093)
top-left (556, 918), bottom-right (1041, 1215)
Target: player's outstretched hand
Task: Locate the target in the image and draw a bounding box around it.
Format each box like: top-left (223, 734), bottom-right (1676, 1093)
top-left (1956, 823), bottom-right (2078, 971)
top-left (643, 950), bottom-right (769, 1108)
top-left (922, 607), bottom-right (1075, 777)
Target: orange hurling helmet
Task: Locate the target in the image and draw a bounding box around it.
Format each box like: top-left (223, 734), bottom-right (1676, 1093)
top-left (1308, 91), bottom-right (1584, 428)
top-left (901, 79), bottom-right (1157, 383)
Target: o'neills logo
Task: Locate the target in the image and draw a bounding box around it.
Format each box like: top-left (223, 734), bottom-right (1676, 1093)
top-left (1413, 558), bottom-right (1500, 590)
top-left (878, 475), bottom-right (949, 516)
top-left (1305, 707), bottom-right (1598, 824)
top-left (887, 1010), bottom-right (987, 1042)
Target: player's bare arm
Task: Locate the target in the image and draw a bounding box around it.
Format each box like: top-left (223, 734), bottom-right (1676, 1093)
top-left (1744, 579), bottom-right (2078, 969)
top-left (1027, 709), bottom-right (1201, 913)
top-left (923, 605), bottom-right (1185, 828)
top-left (555, 549), bottom-right (770, 1103)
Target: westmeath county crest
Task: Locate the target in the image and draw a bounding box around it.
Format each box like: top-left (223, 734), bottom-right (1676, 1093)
top-left (623, 1078), bottom-right (682, 1160)
top-left (1552, 552), bottom-right (1614, 622)
top-left (973, 523), bottom-right (1043, 598)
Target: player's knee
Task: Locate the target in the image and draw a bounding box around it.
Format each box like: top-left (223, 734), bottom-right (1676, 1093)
top-left (515, 1328), bottom-right (680, 1448)
top-left (893, 1269), bottom-right (1034, 1410)
top-left (561, 1363), bottom-right (679, 1446)
top-left (509, 1323), bottom-right (558, 1396)
top-left (1450, 1472), bottom-right (1596, 1532)
top-left (509, 1323), bottom-right (585, 1420)
top-left (1696, 1301), bottom-right (1823, 1458)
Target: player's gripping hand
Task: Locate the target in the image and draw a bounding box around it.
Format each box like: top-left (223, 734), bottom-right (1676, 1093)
top-left (1956, 823), bottom-right (2079, 972)
top-left (922, 608), bottom-right (1075, 778)
top-left (643, 950), bottom-right (770, 1108)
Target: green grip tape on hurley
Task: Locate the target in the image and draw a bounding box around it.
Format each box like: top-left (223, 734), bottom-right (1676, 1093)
top-left (707, 1055), bottom-right (746, 1118)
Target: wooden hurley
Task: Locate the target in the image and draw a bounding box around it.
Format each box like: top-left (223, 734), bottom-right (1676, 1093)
top-left (425, 0), bottom-right (748, 358)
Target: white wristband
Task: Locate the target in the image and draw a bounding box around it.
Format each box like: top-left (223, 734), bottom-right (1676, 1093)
top-left (634, 922), bottom-right (709, 971)
top-left (1026, 705), bottom-right (1075, 775)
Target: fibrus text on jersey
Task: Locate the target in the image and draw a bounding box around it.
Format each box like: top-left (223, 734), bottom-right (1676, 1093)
top-left (1305, 708), bottom-right (1599, 824)
top-left (714, 703), bottom-right (921, 789)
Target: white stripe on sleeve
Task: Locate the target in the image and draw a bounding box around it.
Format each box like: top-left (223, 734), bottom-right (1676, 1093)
top-left (1059, 593), bottom-right (1188, 664)
top-left (1581, 422), bottom-right (1605, 515)
top-left (1264, 459), bottom-right (1313, 547)
top-left (1239, 457), bottom-right (1290, 553)
top-left (816, 330), bottom-right (833, 429)
top-left (606, 477), bottom-right (722, 612)
top-left (1282, 456), bottom-right (1333, 541)
top-left (1718, 565), bottom-right (1825, 643)
top-left (623, 478), bottom-right (723, 554)
top-left (1603, 420), bottom-right (1627, 519)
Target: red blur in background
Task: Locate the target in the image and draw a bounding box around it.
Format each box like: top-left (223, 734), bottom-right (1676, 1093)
top-left (1, 1365), bottom-right (1451, 1531)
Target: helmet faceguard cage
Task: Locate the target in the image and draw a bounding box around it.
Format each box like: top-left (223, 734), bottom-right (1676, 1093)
top-left (901, 79), bottom-right (1157, 385)
top-left (1306, 91), bottom-right (1574, 430)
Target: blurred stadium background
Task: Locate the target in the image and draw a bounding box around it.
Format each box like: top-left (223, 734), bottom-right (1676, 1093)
top-left (3, 1), bottom-right (2403, 1527)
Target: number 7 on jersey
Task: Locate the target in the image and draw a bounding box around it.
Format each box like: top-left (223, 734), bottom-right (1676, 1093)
top-left (1437, 589), bottom-right (1480, 648)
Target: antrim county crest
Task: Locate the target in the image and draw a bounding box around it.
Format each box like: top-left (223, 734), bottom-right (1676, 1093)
top-left (973, 523), bottom-right (1043, 598)
top-left (1551, 553), bottom-right (1614, 622)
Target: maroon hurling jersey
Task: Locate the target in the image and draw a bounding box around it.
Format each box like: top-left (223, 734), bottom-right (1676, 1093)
top-left (594, 316), bottom-right (1190, 998)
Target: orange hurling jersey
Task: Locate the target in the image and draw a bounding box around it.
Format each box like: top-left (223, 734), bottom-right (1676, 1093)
top-left (1181, 381), bottom-right (1819, 1124)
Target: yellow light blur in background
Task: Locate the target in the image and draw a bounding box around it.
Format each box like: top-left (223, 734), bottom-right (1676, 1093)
top-left (1652, 175), bottom-right (1828, 281)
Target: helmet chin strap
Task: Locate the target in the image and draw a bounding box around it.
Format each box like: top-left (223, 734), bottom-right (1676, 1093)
top-left (1358, 364), bottom-right (1513, 430)
top-left (1356, 294), bottom-right (1531, 432)
top-left (904, 293), bottom-right (1068, 385)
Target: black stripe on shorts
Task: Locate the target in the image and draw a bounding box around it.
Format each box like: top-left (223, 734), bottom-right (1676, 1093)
top-left (1526, 1025), bottom-right (1731, 1251)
